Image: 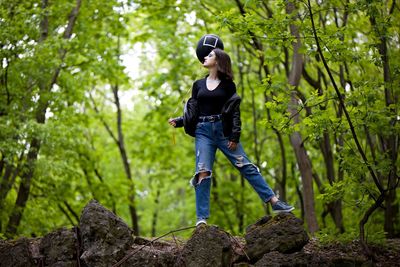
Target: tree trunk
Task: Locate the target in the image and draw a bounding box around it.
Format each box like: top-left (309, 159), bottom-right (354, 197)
top-left (303, 62), bottom-right (345, 232)
top-left (238, 175), bottom-right (245, 232)
top-left (249, 76), bottom-right (260, 166)
top-left (6, 137), bottom-right (40, 236)
top-left (320, 131), bottom-right (344, 233)
top-left (112, 83), bottom-right (140, 235)
top-left (293, 163), bottom-right (305, 220)
top-left (0, 165), bottom-right (15, 212)
top-left (5, 0), bottom-right (82, 237)
top-left (369, 7), bottom-right (399, 238)
top-left (286, 0), bottom-right (319, 234)
top-left (151, 189), bottom-right (160, 237)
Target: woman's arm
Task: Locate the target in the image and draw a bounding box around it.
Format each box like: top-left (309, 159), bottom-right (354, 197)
top-left (168, 117), bottom-right (184, 128)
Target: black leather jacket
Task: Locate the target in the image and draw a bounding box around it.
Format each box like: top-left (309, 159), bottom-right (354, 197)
top-left (173, 93), bottom-right (242, 143)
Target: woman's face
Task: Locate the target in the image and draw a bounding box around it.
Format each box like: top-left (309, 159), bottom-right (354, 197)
top-left (203, 51), bottom-right (217, 68)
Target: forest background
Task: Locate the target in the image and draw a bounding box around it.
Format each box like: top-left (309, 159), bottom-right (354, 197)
top-left (0, 0), bottom-right (399, 248)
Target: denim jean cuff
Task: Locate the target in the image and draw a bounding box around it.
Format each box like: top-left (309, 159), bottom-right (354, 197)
top-left (264, 195), bottom-right (275, 203)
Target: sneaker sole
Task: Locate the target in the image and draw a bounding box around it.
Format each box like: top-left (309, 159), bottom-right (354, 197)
top-left (273, 207), bottom-right (295, 213)
top-left (196, 220), bottom-right (207, 226)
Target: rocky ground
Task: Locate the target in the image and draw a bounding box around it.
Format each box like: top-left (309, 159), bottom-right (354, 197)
top-left (0, 200), bottom-right (399, 266)
top-left (302, 238), bottom-right (400, 267)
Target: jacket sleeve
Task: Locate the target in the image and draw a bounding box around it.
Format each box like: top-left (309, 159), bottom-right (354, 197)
top-left (183, 97), bottom-right (198, 137)
top-left (229, 101), bottom-right (241, 143)
top-left (172, 116), bottom-right (184, 128)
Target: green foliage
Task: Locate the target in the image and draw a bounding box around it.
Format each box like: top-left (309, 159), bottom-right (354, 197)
top-left (315, 227), bottom-right (359, 245)
top-left (317, 181), bottom-right (346, 204)
top-left (316, 224), bottom-right (387, 246)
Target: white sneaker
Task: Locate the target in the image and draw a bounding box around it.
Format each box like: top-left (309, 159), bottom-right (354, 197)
top-left (196, 219), bottom-right (207, 226)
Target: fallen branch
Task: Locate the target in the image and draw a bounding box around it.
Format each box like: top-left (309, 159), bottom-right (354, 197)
top-left (112, 225), bottom-right (196, 267)
top-left (224, 230), bottom-right (251, 262)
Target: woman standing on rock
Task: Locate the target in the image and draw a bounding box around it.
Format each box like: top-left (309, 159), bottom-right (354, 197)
top-left (169, 37), bottom-right (294, 226)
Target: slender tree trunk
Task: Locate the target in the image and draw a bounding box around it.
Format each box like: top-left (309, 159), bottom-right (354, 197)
top-left (264, 90), bottom-right (288, 200)
top-left (93, 168), bottom-right (117, 214)
top-left (369, 5), bottom-right (399, 238)
top-left (110, 36), bottom-right (140, 235)
top-left (0, 165), bottom-right (15, 211)
top-left (6, 137), bottom-right (40, 236)
top-left (151, 189), bottom-right (160, 237)
top-left (380, 36), bottom-right (399, 238)
top-left (63, 201), bottom-right (80, 224)
top-left (293, 163), bottom-right (305, 220)
top-left (238, 174), bottom-right (245, 232)
top-left (58, 204), bottom-right (76, 226)
top-left (321, 131), bottom-right (344, 233)
top-left (0, 157), bottom-right (4, 177)
top-left (112, 83), bottom-right (140, 235)
top-left (360, 194), bottom-right (385, 256)
top-left (303, 64), bottom-right (345, 232)
top-left (273, 126), bottom-right (287, 200)
top-left (0, 151), bottom-right (23, 214)
top-left (249, 77), bottom-right (260, 166)
top-left (286, 0), bottom-right (319, 233)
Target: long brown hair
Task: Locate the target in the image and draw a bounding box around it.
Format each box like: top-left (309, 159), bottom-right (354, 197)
top-left (213, 48), bottom-right (234, 80)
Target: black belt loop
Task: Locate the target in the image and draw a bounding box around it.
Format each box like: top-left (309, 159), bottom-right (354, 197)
top-left (198, 114), bottom-right (222, 122)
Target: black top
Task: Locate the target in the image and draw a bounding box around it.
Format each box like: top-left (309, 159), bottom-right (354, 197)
top-left (191, 77), bottom-right (236, 116)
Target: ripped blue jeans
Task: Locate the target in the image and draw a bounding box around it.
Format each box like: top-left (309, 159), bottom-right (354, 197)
top-left (193, 120), bottom-right (275, 220)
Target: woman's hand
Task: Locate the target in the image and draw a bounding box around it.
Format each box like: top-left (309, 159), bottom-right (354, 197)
top-left (227, 141), bottom-right (237, 151)
top-left (168, 118), bottom-right (177, 127)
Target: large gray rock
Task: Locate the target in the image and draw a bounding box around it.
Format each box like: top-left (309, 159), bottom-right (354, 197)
top-left (244, 213), bottom-right (309, 262)
top-left (182, 225), bottom-right (233, 267)
top-left (79, 199), bottom-right (134, 267)
top-left (0, 238), bottom-right (35, 267)
top-left (39, 227), bottom-right (78, 267)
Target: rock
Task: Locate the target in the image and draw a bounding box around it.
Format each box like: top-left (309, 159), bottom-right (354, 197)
top-left (329, 257), bottom-right (369, 267)
top-left (230, 235), bottom-right (250, 264)
top-left (79, 199), bottom-right (134, 267)
top-left (3, 201), bottom-right (391, 266)
top-left (252, 238), bottom-right (371, 267)
top-left (232, 263), bottom-right (253, 267)
top-left (182, 225), bottom-right (233, 267)
top-left (244, 213), bottom-right (309, 262)
top-left (123, 243), bottom-right (178, 267)
top-left (39, 227), bottom-right (78, 267)
top-left (0, 238), bottom-right (35, 267)
top-left (245, 215), bottom-right (272, 233)
top-left (254, 251), bottom-right (310, 267)
top-left (305, 242), bottom-right (371, 267)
